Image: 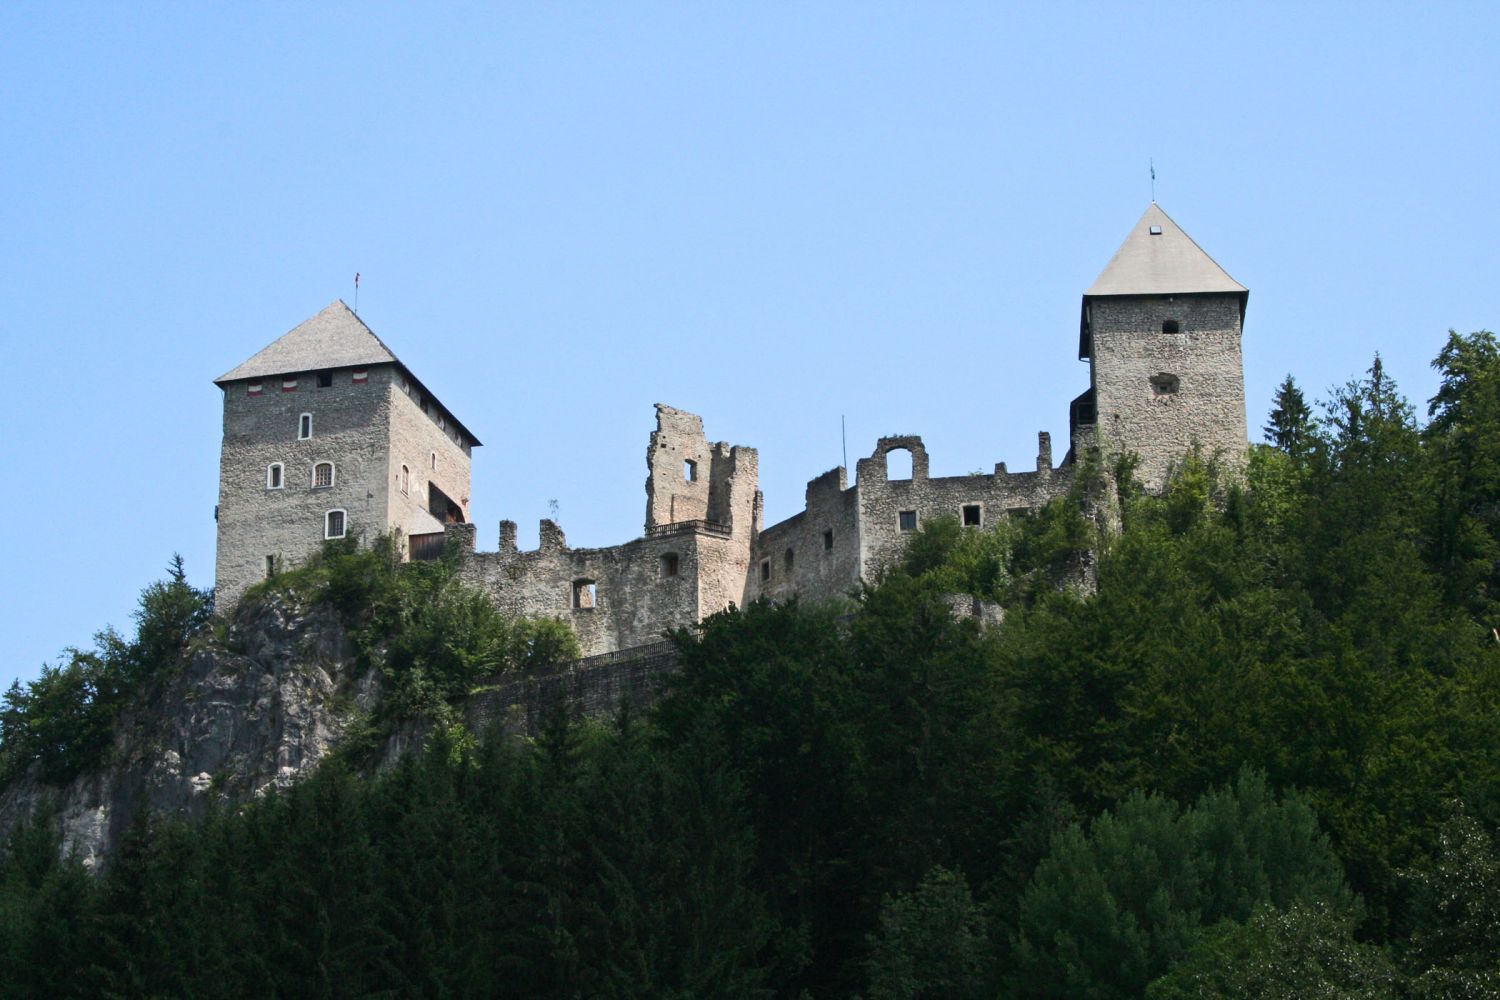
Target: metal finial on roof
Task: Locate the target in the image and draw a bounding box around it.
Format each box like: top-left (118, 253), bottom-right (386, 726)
top-left (1150, 159), bottom-right (1156, 203)
top-left (354, 272), bottom-right (360, 315)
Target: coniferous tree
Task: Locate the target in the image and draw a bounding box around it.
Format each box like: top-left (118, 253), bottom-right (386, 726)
top-left (1263, 374), bottom-right (1316, 458)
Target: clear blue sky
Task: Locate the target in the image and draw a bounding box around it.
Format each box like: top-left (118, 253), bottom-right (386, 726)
top-left (2, 3), bottom-right (1497, 691)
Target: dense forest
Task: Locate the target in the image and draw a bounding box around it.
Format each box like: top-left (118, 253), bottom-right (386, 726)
top-left (2, 332), bottom-right (1499, 998)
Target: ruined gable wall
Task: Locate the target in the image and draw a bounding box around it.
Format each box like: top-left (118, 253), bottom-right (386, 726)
top-left (215, 366), bottom-right (394, 609)
top-left (451, 520), bottom-right (713, 657)
top-left (645, 404), bottom-right (713, 528)
top-left (1089, 294), bottom-right (1246, 490)
top-left (852, 434), bottom-right (1074, 579)
top-left (384, 373), bottom-right (474, 547)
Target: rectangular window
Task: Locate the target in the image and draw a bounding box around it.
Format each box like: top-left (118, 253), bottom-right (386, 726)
top-left (899, 510), bottom-right (918, 532)
top-left (316, 371), bottom-right (333, 388)
top-left (760, 560), bottom-right (771, 583)
top-left (962, 504), bottom-right (982, 527)
top-left (265, 555), bottom-right (276, 579)
top-left (314, 463), bottom-right (334, 488)
top-left (298, 414), bottom-right (312, 439)
top-left (325, 510), bottom-right (346, 539)
top-left (663, 552), bottom-right (680, 577)
top-left (267, 464), bottom-right (284, 489)
top-left (823, 529), bottom-right (834, 551)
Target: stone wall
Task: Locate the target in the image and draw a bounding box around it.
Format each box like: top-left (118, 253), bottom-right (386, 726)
top-left (215, 365), bottom-right (397, 608)
top-left (465, 641), bottom-right (679, 736)
top-left (451, 519), bottom-right (718, 656)
top-left (1087, 293), bottom-right (1247, 490)
top-left (384, 372), bottom-right (474, 547)
top-left (750, 466), bottom-right (863, 606)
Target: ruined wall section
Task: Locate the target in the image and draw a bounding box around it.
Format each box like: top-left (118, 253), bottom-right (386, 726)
top-left (645, 404), bottom-right (713, 528)
top-left (384, 373), bottom-right (473, 550)
top-left (852, 434), bottom-right (1074, 579)
top-left (216, 366), bottom-right (395, 609)
top-left (450, 520), bottom-right (716, 657)
top-left (1088, 294), bottom-right (1247, 490)
top-left (695, 443), bottom-right (759, 617)
top-left (749, 466), bottom-right (862, 606)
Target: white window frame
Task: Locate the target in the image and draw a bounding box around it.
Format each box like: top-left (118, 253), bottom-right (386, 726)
top-left (324, 509), bottom-right (347, 539)
top-left (298, 413), bottom-right (313, 440)
top-left (266, 463), bottom-right (284, 490)
top-left (312, 462), bottom-right (335, 489)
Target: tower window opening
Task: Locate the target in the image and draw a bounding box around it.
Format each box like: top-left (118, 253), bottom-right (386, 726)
top-left (886, 447), bottom-right (913, 481)
top-left (265, 555), bottom-right (276, 580)
top-left (1162, 319), bottom-right (1180, 334)
top-left (267, 463), bottom-right (284, 490)
top-left (823, 529), bottom-right (834, 551)
top-left (760, 560), bottom-right (771, 583)
top-left (430, 451), bottom-right (437, 471)
top-left (662, 552), bottom-right (680, 577)
top-left (572, 579), bottom-right (597, 610)
top-left (298, 413), bottom-right (312, 439)
top-left (313, 462), bottom-right (334, 488)
top-left (684, 459), bottom-right (697, 482)
top-left (899, 510), bottom-right (918, 532)
top-left (401, 465), bottom-right (410, 495)
top-left (1150, 373), bottom-right (1181, 396)
top-left (324, 509), bottom-right (347, 539)
top-left (784, 548), bottom-right (795, 572)
top-left (316, 371), bottom-right (333, 388)
top-left (963, 504), bottom-right (982, 527)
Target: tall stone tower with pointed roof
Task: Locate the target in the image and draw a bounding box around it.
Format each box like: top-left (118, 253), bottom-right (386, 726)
top-left (213, 301), bottom-right (481, 608)
top-left (1074, 204), bottom-right (1249, 489)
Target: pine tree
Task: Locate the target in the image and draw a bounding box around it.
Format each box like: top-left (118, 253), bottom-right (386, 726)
top-left (1263, 375), bottom-right (1315, 457)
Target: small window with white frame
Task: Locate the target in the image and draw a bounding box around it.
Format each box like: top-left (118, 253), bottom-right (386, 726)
top-left (313, 462), bottom-right (334, 488)
top-left (298, 413), bottom-right (312, 439)
top-left (266, 463), bottom-right (284, 490)
top-left (324, 509), bottom-right (347, 539)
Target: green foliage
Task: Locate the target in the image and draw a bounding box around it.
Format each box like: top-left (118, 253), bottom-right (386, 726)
top-left (1403, 806), bottom-right (1500, 997)
top-left (1010, 771), bottom-right (1351, 1000)
top-left (0, 556), bottom-right (212, 788)
top-left (1264, 374), bottom-right (1317, 458)
top-left (1146, 902), bottom-right (1401, 1000)
top-left (863, 866), bottom-right (990, 1000)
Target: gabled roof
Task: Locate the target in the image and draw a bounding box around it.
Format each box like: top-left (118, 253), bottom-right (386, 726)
top-left (215, 300), bottom-right (399, 384)
top-left (1084, 203), bottom-right (1246, 298)
top-left (215, 299), bottom-right (482, 446)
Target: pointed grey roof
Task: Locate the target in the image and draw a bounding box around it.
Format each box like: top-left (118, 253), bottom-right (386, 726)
top-left (1084, 203), bottom-right (1246, 298)
top-left (215, 300), bottom-right (399, 384)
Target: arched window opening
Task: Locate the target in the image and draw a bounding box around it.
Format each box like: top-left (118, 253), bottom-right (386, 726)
top-left (313, 462), bottom-right (335, 488)
top-left (572, 579), bottom-right (597, 610)
top-left (266, 463), bottom-right (284, 490)
top-left (324, 510), bottom-right (347, 539)
top-left (401, 465), bottom-right (410, 495)
top-left (886, 447), bottom-right (913, 481)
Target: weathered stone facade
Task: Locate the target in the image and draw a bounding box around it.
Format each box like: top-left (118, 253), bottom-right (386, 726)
top-left (215, 203), bottom-right (1249, 653)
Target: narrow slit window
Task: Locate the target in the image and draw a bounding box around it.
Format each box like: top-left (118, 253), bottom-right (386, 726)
top-left (823, 529), bottom-right (834, 551)
top-left (324, 509), bottom-right (347, 539)
top-left (313, 462), bottom-right (334, 488)
top-left (963, 504), bottom-right (982, 527)
top-left (265, 555), bottom-right (276, 579)
top-left (401, 465), bottom-right (410, 495)
top-left (572, 579), bottom-right (597, 610)
top-left (899, 510), bottom-right (918, 532)
top-left (298, 413), bottom-right (312, 439)
top-left (267, 463), bottom-right (284, 489)
top-left (430, 451), bottom-right (437, 471)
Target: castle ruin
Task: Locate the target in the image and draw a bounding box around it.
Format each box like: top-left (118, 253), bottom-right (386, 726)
top-left (214, 203), bottom-right (1249, 655)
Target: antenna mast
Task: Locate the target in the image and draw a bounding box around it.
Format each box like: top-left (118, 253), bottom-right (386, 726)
top-left (354, 272), bottom-right (361, 314)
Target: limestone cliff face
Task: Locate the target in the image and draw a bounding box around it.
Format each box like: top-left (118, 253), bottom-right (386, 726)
top-left (0, 595), bottom-right (381, 868)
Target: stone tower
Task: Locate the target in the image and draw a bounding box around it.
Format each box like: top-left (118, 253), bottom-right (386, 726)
top-left (1076, 204), bottom-right (1249, 489)
top-left (213, 301), bottom-right (480, 608)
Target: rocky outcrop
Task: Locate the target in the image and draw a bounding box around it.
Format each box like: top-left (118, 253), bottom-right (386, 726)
top-left (0, 595), bottom-right (380, 868)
